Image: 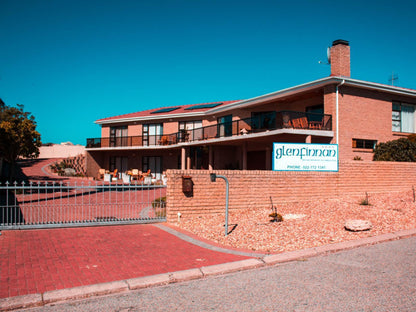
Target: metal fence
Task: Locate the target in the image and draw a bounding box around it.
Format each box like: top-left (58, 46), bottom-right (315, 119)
top-left (0, 181), bottom-right (167, 230)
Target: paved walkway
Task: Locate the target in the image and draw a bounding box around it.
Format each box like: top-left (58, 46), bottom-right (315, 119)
top-left (0, 224), bottom-right (250, 299)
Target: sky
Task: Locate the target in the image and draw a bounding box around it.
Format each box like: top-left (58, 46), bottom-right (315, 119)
top-left (1, 0), bottom-right (415, 145)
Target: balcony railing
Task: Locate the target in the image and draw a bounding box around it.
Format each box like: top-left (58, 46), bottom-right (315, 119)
top-left (86, 111), bottom-right (332, 148)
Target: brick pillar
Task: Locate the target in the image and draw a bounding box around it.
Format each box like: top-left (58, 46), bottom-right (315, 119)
top-left (330, 39), bottom-right (350, 78)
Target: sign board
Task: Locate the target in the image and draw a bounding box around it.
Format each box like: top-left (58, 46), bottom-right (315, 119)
top-left (273, 143), bottom-right (338, 172)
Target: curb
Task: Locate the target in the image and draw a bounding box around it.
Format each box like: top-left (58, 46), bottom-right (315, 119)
top-left (1, 228), bottom-right (415, 311)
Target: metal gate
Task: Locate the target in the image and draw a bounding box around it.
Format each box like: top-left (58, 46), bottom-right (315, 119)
top-left (0, 181), bottom-right (167, 230)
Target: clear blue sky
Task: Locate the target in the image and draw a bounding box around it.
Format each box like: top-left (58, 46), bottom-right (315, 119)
top-left (1, 0), bottom-right (415, 145)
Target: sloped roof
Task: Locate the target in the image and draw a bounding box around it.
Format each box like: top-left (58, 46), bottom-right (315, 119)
top-left (96, 100), bottom-right (242, 124)
top-left (96, 76), bottom-right (416, 125)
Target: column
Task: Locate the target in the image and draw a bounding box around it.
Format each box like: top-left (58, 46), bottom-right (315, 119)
top-left (265, 147), bottom-right (271, 170)
top-left (208, 146), bottom-right (213, 170)
top-left (181, 147), bottom-right (186, 170)
top-left (242, 142), bottom-right (247, 170)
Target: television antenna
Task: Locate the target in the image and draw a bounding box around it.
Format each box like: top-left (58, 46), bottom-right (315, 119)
top-left (388, 72), bottom-right (398, 85)
top-left (318, 47), bottom-right (331, 65)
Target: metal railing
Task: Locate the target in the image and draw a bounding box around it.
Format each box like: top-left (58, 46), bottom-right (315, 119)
top-left (0, 181), bottom-right (167, 230)
top-left (86, 111), bottom-right (332, 148)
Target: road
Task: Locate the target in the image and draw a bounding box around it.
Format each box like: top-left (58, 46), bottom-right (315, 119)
top-left (22, 236), bottom-right (416, 312)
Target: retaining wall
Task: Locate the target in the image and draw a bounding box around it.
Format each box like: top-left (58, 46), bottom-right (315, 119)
top-left (165, 161), bottom-right (416, 222)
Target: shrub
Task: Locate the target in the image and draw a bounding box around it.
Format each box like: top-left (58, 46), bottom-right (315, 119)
top-left (152, 197), bottom-right (166, 208)
top-left (373, 138), bottom-right (416, 162)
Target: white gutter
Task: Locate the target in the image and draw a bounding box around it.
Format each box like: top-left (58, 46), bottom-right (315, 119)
top-left (335, 79), bottom-right (345, 144)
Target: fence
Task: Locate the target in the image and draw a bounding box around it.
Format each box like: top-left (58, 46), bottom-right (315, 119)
top-left (0, 181), bottom-right (166, 230)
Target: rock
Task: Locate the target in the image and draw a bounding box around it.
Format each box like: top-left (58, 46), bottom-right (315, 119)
top-left (63, 168), bottom-right (76, 176)
top-left (344, 219), bottom-right (372, 232)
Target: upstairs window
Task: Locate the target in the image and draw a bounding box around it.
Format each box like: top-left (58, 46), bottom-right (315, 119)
top-left (143, 123), bottom-right (163, 146)
top-left (218, 115), bottom-right (233, 137)
top-left (392, 102), bottom-right (415, 133)
top-left (179, 120), bottom-right (202, 131)
top-left (110, 126), bottom-right (128, 147)
top-left (179, 120), bottom-right (203, 141)
top-left (251, 112), bottom-right (276, 131)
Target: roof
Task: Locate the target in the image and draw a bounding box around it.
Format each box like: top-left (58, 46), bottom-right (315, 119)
top-left (95, 100), bottom-right (242, 124)
top-left (96, 76), bottom-right (416, 125)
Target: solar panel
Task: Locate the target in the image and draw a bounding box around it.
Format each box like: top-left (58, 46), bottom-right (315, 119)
top-left (184, 103), bottom-right (222, 110)
top-left (150, 107), bottom-right (181, 114)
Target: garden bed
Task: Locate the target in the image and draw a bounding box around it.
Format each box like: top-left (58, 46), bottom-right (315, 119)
top-left (173, 191), bottom-right (416, 253)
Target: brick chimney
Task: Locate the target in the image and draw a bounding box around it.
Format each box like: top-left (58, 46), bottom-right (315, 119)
top-left (330, 39), bottom-right (350, 77)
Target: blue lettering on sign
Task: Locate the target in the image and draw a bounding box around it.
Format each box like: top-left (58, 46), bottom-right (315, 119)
top-left (275, 146), bottom-right (337, 160)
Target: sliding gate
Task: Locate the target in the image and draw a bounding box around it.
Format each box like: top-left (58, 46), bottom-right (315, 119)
top-left (0, 181), bottom-right (167, 230)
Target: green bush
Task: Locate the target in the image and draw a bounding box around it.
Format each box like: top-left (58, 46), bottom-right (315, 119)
top-left (373, 138), bottom-right (416, 162)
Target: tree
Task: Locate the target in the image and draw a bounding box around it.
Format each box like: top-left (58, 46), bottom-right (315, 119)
top-left (373, 138), bottom-right (416, 162)
top-left (0, 99), bottom-right (41, 180)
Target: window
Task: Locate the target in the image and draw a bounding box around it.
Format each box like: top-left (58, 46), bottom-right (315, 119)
top-left (179, 120), bottom-right (203, 141)
top-left (306, 105), bottom-right (324, 122)
top-left (352, 139), bottom-right (377, 149)
top-left (109, 156), bottom-right (128, 172)
top-left (392, 102), bottom-right (415, 133)
top-left (218, 115), bottom-right (233, 137)
top-left (110, 126), bottom-right (128, 147)
top-left (142, 156), bottom-right (162, 179)
top-left (143, 124), bottom-right (163, 146)
top-left (251, 112), bottom-right (276, 131)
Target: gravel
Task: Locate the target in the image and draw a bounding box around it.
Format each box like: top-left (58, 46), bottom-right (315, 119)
top-left (173, 191), bottom-right (416, 253)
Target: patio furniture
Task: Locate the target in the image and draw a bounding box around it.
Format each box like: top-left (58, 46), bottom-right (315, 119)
top-left (309, 120), bottom-right (323, 129)
top-left (158, 135), bottom-right (169, 145)
top-left (131, 169), bottom-right (141, 180)
top-left (122, 173), bottom-right (131, 183)
top-left (98, 168), bottom-right (106, 180)
top-left (104, 173), bottom-right (112, 182)
top-left (291, 117), bottom-right (309, 129)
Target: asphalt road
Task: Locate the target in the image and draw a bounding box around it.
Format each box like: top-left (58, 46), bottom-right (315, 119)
top-left (22, 236), bottom-right (416, 312)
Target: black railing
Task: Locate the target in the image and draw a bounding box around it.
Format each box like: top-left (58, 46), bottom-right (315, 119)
top-left (86, 111), bottom-right (332, 148)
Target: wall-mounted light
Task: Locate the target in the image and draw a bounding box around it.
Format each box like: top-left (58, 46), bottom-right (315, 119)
top-left (182, 176), bottom-right (193, 197)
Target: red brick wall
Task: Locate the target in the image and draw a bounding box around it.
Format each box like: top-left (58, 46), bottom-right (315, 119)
top-left (165, 161), bottom-right (416, 222)
top-left (330, 43), bottom-right (350, 77)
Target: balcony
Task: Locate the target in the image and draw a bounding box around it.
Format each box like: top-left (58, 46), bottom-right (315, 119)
top-left (86, 111), bottom-right (332, 148)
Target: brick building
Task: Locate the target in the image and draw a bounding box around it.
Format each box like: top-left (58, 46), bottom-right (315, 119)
top-left (85, 40), bottom-right (416, 179)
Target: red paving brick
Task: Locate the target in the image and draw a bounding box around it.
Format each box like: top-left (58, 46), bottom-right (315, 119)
top-left (0, 159), bottom-right (249, 299)
top-left (0, 224), bottom-right (249, 298)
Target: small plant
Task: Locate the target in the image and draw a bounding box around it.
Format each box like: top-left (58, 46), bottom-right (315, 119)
top-left (269, 197), bottom-right (283, 222)
top-left (360, 192), bottom-right (370, 206)
top-left (152, 197), bottom-right (166, 218)
top-left (152, 196), bottom-right (166, 208)
top-left (353, 156), bottom-right (362, 161)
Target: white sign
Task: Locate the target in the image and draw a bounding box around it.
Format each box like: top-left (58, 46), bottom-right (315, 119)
top-left (273, 143), bottom-right (338, 172)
